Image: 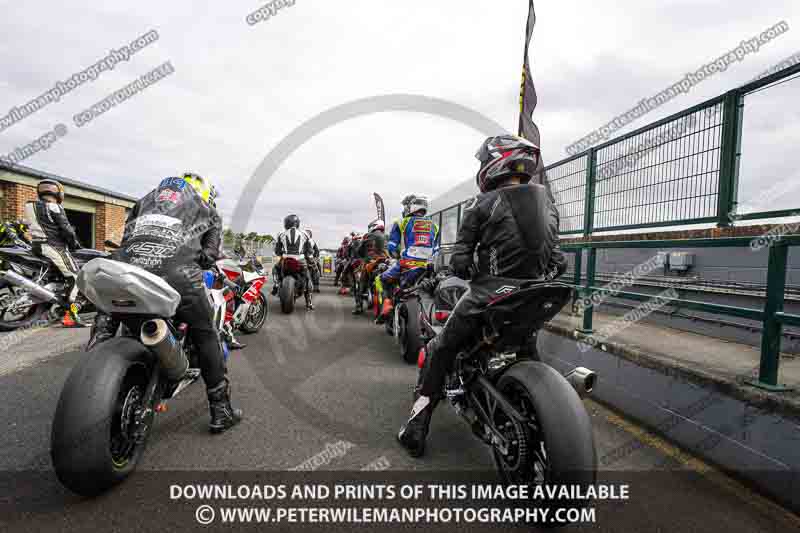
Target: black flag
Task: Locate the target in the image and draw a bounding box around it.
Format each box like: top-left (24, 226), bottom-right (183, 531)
top-left (517, 0), bottom-right (555, 202)
top-left (373, 193), bottom-right (386, 222)
top-left (518, 0), bottom-right (539, 146)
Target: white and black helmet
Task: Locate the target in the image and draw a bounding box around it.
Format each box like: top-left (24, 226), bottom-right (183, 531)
top-left (475, 135), bottom-right (541, 193)
top-left (401, 195), bottom-right (429, 217)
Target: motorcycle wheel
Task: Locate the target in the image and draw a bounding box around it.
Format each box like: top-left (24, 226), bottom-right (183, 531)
top-left (51, 338), bottom-right (154, 496)
top-left (493, 361), bottom-right (596, 524)
top-left (280, 276), bottom-right (295, 314)
top-left (240, 292), bottom-right (268, 333)
top-left (398, 299), bottom-right (423, 364)
top-left (0, 289), bottom-right (50, 331)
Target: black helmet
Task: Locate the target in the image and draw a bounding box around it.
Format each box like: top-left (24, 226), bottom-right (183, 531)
top-left (37, 179), bottom-right (65, 203)
top-left (475, 135), bottom-right (540, 193)
top-left (284, 214), bottom-right (300, 230)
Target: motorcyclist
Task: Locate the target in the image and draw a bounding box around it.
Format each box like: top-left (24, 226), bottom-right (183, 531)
top-left (333, 236), bottom-right (350, 287)
top-left (305, 227), bottom-right (321, 293)
top-left (352, 218), bottom-right (388, 314)
top-left (23, 179), bottom-right (87, 328)
top-left (273, 214), bottom-right (315, 310)
top-left (376, 195), bottom-right (440, 324)
top-left (340, 232), bottom-right (362, 296)
top-left (398, 135), bottom-right (567, 457)
top-left (87, 172), bottom-right (243, 434)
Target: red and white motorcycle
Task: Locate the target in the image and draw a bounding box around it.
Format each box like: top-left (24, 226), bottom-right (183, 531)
top-left (209, 255), bottom-right (269, 345)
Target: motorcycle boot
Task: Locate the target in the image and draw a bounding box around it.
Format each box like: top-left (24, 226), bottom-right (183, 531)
top-left (397, 393), bottom-right (439, 458)
top-left (207, 378), bottom-right (243, 434)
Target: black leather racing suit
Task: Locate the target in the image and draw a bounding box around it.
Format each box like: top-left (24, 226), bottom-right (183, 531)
top-left (418, 183), bottom-right (567, 398)
top-left (274, 228), bottom-right (314, 306)
top-left (24, 200), bottom-right (82, 304)
top-left (357, 230), bottom-right (387, 290)
top-left (307, 235), bottom-right (321, 290)
top-left (89, 178), bottom-right (227, 388)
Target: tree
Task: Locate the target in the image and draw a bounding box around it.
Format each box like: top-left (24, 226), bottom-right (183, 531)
top-left (222, 228), bottom-right (235, 248)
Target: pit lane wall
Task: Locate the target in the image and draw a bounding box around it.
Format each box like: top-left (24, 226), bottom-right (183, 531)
top-left (538, 324), bottom-right (800, 514)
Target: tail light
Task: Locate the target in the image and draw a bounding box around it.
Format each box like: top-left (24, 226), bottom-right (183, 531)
top-left (417, 347), bottom-right (426, 369)
top-left (283, 257), bottom-right (301, 273)
top-left (434, 310), bottom-right (450, 323)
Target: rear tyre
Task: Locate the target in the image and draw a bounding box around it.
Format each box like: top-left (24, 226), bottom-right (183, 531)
top-left (399, 298), bottom-right (423, 364)
top-left (279, 276), bottom-right (295, 314)
top-left (51, 338), bottom-right (154, 496)
top-left (494, 361), bottom-right (596, 526)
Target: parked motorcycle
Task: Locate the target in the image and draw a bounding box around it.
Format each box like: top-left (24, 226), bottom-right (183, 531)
top-left (212, 256), bottom-right (269, 334)
top-left (51, 257), bottom-right (228, 496)
top-left (0, 242), bottom-right (112, 330)
top-left (276, 255), bottom-right (310, 314)
top-left (417, 278), bottom-right (598, 512)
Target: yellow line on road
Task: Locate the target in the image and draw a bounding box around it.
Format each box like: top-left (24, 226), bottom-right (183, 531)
top-left (588, 399), bottom-right (800, 527)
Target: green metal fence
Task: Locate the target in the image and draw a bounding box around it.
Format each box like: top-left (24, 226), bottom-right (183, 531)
top-left (429, 63), bottom-right (800, 391)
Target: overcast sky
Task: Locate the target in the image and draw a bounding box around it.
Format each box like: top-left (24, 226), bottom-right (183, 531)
top-left (1, 1), bottom-right (798, 248)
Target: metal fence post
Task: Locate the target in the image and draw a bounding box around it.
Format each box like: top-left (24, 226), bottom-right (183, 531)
top-left (572, 248), bottom-right (583, 311)
top-left (717, 90), bottom-right (744, 227)
top-left (747, 241), bottom-right (790, 391)
top-left (583, 148), bottom-right (597, 237)
top-left (581, 247), bottom-right (596, 334)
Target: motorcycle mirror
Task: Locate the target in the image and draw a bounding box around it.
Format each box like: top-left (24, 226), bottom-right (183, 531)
top-left (104, 240), bottom-right (120, 249)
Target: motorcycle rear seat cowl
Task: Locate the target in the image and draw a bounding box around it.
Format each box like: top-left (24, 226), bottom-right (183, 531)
top-left (77, 258), bottom-right (181, 317)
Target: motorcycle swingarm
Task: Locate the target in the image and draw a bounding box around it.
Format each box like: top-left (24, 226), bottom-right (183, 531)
top-left (464, 374), bottom-right (529, 446)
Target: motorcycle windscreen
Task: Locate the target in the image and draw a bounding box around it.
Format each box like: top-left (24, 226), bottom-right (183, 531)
top-left (78, 258), bottom-right (181, 317)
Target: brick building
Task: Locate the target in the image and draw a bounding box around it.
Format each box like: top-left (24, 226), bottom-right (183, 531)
top-left (0, 162), bottom-right (135, 250)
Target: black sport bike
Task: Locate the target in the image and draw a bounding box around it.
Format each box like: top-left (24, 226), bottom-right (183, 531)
top-left (417, 276), bottom-right (598, 515)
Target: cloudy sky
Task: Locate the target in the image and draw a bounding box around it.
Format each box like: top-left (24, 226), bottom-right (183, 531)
top-left (1, 0), bottom-right (798, 248)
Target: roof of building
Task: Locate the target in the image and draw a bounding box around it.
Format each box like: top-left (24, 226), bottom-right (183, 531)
top-left (0, 160), bottom-right (138, 203)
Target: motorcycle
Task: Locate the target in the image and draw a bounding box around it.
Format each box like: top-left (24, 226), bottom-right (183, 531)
top-left (51, 257), bottom-right (228, 496)
top-left (211, 255), bottom-right (269, 334)
top-left (276, 255), bottom-right (310, 314)
top-left (418, 278), bottom-right (598, 512)
top-left (0, 241), bottom-right (113, 331)
top-left (354, 256), bottom-right (390, 319)
top-left (376, 262), bottom-right (429, 364)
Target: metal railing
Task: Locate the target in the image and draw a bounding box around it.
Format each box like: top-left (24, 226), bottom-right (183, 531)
top-left (562, 236), bottom-right (799, 391)
top-left (432, 62), bottom-right (800, 239)
top-left (429, 63), bottom-right (800, 391)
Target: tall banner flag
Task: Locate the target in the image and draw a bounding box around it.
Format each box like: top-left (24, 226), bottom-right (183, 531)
top-left (373, 193), bottom-right (386, 222)
top-left (517, 1), bottom-right (555, 202)
top-left (518, 0), bottom-right (539, 147)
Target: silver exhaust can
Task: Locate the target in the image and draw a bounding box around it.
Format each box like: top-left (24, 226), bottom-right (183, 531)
top-left (564, 366), bottom-right (597, 398)
top-left (140, 319), bottom-right (188, 381)
top-left (0, 270), bottom-right (59, 303)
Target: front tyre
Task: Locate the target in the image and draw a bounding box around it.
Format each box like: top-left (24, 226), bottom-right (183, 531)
top-left (279, 276), bottom-right (295, 314)
top-left (494, 361), bottom-right (596, 525)
top-left (240, 293), bottom-right (268, 333)
top-left (51, 338), bottom-right (154, 496)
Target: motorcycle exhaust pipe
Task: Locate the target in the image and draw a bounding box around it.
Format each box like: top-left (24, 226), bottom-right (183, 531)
top-left (564, 366), bottom-right (596, 398)
top-left (0, 270), bottom-right (59, 303)
top-left (140, 319), bottom-right (189, 382)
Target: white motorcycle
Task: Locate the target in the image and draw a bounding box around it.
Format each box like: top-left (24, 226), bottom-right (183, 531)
top-left (51, 258), bottom-right (233, 496)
